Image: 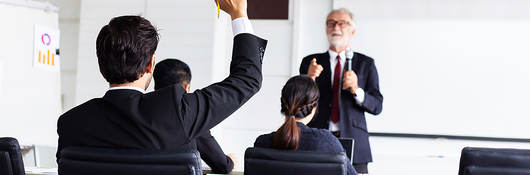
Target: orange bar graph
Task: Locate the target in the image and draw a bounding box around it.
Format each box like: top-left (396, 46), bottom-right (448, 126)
top-left (38, 51), bottom-right (41, 63)
top-left (47, 50), bottom-right (50, 65)
top-left (52, 54), bottom-right (55, 66)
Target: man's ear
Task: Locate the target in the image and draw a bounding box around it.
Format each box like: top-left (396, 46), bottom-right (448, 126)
top-left (183, 84), bottom-right (191, 93)
top-left (147, 55), bottom-right (155, 73)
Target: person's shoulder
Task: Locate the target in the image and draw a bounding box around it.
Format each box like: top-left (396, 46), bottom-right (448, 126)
top-left (302, 125), bottom-right (332, 136)
top-left (254, 132), bottom-right (274, 148)
top-left (300, 125), bottom-right (338, 141)
top-left (303, 52), bottom-right (328, 61)
top-left (354, 52), bottom-right (375, 63)
top-left (59, 98), bottom-right (103, 123)
top-left (146, 84), bottom-right (187, 101)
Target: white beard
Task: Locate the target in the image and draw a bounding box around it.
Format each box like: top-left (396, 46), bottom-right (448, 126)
top-left (329, 38), bottom-right (344, 48)
top-left (328, 30), bottom-right (348, 48)
top-left (328, 37), bottom-right (346, 48)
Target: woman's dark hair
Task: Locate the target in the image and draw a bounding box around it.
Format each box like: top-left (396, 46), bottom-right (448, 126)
top-left (96, 15), bottom-right (159, 84)
top-left (273, 75), bottom-right (320, 150)
top-left (153, 59), bottom-right (192, 90)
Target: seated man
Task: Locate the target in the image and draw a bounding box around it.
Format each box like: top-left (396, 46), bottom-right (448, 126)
top-left (153, 59), bottom-right (235, 174)
top-left (56, 0), bottom-right (267, 163)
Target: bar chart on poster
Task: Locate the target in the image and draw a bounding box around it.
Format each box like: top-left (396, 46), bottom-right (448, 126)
top-left (0, 1), bottom-right (61, 146)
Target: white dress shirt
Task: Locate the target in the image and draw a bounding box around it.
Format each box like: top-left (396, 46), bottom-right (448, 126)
top-left (328, 50), bottom-right (365, 132)
top-left (108, 86), bottom-right (146, 94)
top-left (232, 17), bottom-right (254, 36)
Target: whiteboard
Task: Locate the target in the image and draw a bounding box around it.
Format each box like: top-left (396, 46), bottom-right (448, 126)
top-left (356, 19), bottom-right (530, 139)
top-left (0, 2), bottom-right (61, 146)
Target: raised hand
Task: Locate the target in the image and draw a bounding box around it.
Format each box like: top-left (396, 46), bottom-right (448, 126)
top-left (307, 58), bottom-right (323, 80)
top-left (215, 0), bottom-right (247, 20)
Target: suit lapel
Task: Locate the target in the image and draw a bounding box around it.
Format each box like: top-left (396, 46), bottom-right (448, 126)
top-left (317, 51), bottom-right (332, 92)
top-left (352, 52), bottom-right (361, 73)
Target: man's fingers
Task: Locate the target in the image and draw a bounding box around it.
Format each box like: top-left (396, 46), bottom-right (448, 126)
top-left (316, 66), bottom-right (323, 72)
top-left (342, 83), bottom-right (351, 90)
top-left (311, 58), bottom-right (317, 65)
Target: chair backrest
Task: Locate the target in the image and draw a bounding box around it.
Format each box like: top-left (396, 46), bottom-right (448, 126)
top-left (58, 147), bottom-right (202, 175)
top-left (244, 147), bottom-right (348, 175)
top-left (0, 137), bottom-right (25, 175)
top-left (459, 147), bottom-right (530, 175)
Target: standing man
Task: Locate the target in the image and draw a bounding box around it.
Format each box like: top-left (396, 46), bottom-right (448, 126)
top-left (299, 8), bottom-right (383, 175)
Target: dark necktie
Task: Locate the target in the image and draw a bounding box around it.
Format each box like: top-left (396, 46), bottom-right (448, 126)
top-left (331, 55), bottom-right (341, 123)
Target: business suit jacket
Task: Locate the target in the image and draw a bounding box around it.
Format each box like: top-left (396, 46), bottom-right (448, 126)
top-left (299, 51), bottom-right (383, 164)
top-left (56, 34), bottom-right (267, 160)
top-left (196, 131), bottom-right (233, 174)
top-left (254, 122), bottom-right (357, 175)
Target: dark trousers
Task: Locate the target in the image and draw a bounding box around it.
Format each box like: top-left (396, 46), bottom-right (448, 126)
top-left (332, 131), bottom-right (369, 174)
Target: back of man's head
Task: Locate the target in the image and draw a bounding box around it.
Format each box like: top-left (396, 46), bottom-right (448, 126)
top-left (96, 15), bottom-right (159, 84)
top-left (153, 59), bottom-right (192, 90)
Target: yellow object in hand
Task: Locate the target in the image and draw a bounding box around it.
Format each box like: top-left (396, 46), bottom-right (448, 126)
top-left (217, 0), bottom-right (220, 18)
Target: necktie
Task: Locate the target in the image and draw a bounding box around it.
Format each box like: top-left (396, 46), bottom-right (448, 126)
top-left (331, 55), bottom-right (341, 123)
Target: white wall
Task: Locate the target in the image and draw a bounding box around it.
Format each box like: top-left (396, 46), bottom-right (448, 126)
top-left (0, 1), bottom-right (61, 146)
top-left (335, 0), bottom-right (530, 138)
top-left (48, 0), bottom-right (80, 112)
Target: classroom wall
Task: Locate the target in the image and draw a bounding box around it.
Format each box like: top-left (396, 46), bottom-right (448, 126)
top-left (0, 1), bottom-right (61, 146)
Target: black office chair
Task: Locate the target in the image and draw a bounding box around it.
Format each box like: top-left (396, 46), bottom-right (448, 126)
top-left (459, 147), bottom-right (530, 175)
top-left (58, 147), bottom-right (202, 175)
top-left (244, 147), bottom-right (348, 175)
top-left (0, 137), bottom-right (25, 175)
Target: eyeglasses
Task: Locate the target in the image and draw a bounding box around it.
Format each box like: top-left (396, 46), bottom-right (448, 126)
top-left (326, 20), bottom-right (351, 28)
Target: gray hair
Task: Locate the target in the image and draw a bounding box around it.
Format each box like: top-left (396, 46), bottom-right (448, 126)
top-left (327, 8), bottom-right (357, 29)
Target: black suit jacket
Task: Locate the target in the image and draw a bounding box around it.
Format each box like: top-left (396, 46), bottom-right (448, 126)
top-left (196, 131), bottom-right (233, 174)
top-left (254, 122), bottom-right (357, 175)
top-left (299, 51), bottom-right (383, 164)
top-left (56, 34), bottom-right (267, 161)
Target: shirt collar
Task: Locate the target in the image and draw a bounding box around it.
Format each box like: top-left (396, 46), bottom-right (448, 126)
top-left (108, 86), bottom-right (146, 94)
top-left (328, 50), bottom-right (346, 62)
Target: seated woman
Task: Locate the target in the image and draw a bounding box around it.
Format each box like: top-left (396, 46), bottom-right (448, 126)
top-left (254, 75), bottom-right (357, 175)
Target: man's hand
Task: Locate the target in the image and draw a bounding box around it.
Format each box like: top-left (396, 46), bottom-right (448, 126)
top-left (215, 0), bottom-right (247, 20)
top-left (227, 153), bottom-right (238, 170)
top-left (342, 70), bottom-right (359, 94)
top-left (307, 58), bottom-right (323, 80)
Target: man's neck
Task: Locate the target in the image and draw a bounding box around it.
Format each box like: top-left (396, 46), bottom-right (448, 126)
top-left (109, 83), bottom-right (145, 90)
top-left (109, 72), bottom-right (152, 90)
top-left (329, 45), bottom-right (349, 53)
top-left (109, 79), bottom-right (148, 91)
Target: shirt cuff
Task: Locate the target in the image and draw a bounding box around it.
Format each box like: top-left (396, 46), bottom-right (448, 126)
top-left (231, 17), bottom-right (254, 36)
top-left (354, 88), bottom-right (365, 105)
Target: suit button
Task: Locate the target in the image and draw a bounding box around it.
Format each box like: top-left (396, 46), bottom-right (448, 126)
top-left (258, 47), bottom-right (265, 63)
top-left (329, 104), bottom-right (332, 107)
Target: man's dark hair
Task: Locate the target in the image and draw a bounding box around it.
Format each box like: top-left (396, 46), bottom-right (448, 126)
top-left (96, 15), bottom-right (159, 84)
top-left (153, 59), bottom-right (192, 90)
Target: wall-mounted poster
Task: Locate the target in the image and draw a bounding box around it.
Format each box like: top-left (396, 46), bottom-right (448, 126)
top-left (34, 25), bottom-right (60, 71)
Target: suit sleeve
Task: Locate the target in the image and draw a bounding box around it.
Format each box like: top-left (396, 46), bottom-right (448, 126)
top-left (358, 61), bottom-right (383, 115)
top-left (196, 131), bottom-right (234, 174)
top-left (178, 33), bottom-right (267, 139)
top-left (299, 56), bottom-right (312, 75)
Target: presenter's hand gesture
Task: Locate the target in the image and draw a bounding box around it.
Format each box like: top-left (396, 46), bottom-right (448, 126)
top-left (307, 58), bottom-right (323, 80)
top-left (342, 70), bottom-right (359, 95)
top-left (216, 0), bottom-right (247, 20)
